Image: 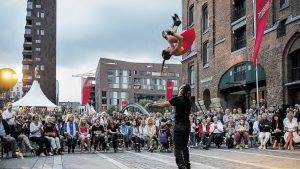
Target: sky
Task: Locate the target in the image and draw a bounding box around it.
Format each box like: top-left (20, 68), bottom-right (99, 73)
top-left (0, 0), bottom-right (182, 102)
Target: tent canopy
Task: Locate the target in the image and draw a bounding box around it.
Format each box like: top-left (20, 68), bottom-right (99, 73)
top-left (12, 80), bottom-right (57, 107)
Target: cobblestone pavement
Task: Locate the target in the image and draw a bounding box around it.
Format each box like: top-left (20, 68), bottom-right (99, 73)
top-left (1, 148), bottom-right (299, 169)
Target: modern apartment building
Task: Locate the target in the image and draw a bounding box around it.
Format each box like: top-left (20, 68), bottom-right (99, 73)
top-left (22, 0), bottom-right (57, 103)
top-left (95, 58), bottom-right (182, 112)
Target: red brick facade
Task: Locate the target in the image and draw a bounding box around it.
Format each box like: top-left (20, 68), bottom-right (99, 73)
top-left (182, 0), bottom-right (300, 111)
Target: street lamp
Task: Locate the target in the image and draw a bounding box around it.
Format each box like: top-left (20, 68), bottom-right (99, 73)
top-left (0, 68), bottom-right (18, 93)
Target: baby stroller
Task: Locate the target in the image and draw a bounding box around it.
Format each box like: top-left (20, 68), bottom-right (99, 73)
top-left (159, 125), bottom-right (171, 152)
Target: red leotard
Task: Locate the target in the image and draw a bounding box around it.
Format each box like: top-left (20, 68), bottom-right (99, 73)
top-left (178, 28), bottom-right (196, 55)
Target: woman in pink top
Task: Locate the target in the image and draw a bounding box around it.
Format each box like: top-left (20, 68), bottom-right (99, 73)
top-left (79, 117), bottom-right (91, 152)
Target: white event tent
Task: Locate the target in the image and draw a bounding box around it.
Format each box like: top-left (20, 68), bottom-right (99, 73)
top-left (12, 80), bottom-right (57, 108)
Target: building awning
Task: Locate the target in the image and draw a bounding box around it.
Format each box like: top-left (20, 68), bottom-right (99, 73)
top-left (219, 61), bottom-right (266, 92)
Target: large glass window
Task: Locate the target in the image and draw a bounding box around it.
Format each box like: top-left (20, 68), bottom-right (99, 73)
top-left (280, 0), bottom-right (289, 8)
top-left (27, 11), bottom-right (32, 17)
top-left (27, 2), bottom-right (33, 9)
top-left (25, 29), bottom-right (31, 35)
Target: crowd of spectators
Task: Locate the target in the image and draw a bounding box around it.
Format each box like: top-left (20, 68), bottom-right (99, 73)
top-left (0, 100), bottom-right (300, 159)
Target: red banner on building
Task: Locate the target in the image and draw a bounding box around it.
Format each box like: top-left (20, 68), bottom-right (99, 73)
top-left (82, 77), bottom-right (93, 105)
top-left (121, 100), bottom-right (128, 109)
top-left (253, 0), bottom-right (271, 66)
top-left (166, 81), bottom-right (174, 101)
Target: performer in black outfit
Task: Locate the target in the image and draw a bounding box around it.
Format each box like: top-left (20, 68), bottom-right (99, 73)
top-left (147, 84), bottom-right (192, 169)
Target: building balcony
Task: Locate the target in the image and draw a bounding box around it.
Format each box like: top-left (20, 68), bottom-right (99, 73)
top-left (22, 59), bottom-right (33, 65)
top-left (22, 49), bottom-right (32, 55)
top-left (22, 78), bottom-right (33, 84)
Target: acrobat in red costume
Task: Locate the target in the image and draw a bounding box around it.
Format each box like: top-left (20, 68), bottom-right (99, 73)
top-left (161, 14), bottom-right (195, 73)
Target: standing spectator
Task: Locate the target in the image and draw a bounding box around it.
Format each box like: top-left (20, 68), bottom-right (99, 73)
top-left (0, 111), bottom-right (18, 158)
top-left (284, 112), bottom-right (300, 150)
top-left (189, 116), bottom-right (196, 147)
top-left (271, 114), bottom-right (283, 149)
top-left (203, 116), bottom-right (223, 150)
top-left (258, 113), bottom-right (271, 150)
top-left (64, 114), bottom-right (79, 153)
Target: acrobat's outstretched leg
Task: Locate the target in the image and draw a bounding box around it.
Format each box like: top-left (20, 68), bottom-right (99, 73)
top-left (162, 14), bottom-right (181, 43)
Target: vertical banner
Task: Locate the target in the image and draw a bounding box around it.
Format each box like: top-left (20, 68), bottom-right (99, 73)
top-left (82, 77), bottom-right (92, 105)
top-left (166, 81), bottom-right (174, 101)
top-left (253, 0), bottom-right (271, 66)
top-left (121, 100), bottom-right (128, 109)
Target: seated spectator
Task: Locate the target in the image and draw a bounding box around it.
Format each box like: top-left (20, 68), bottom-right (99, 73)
top-left (92, 119), bottom-right (107, 151)
top-left (235, 118), bottom-right (249, 149)
top-left (284, 112), bottom-right (300, 150)
top-left (119, 120), bottom-right (130, 149)
top-left (0, 111), bottom-right (18, 158)
top-left (159, 119), bottom-right (171, 151)
top-left (140, 120), bottom-right (148, 149)
top-left (30, 114), bottom-right (51, 156)
top-left (252, 115), bottom-right (262, 146)
top-left (63, 114), bottom-right (79, 153)
top-left (258, 113), bottom-right (271, 150)
top-left (107, 120), bottom-right (120, 153)
top-left (145, 118), bottom-right (157, 152)
top-left (271, 114), bottom-right (283, 149)
top-left (132, 121), bottom-right (144, 152)
top-left (13, 116), bottom-right (33, 157)
top-left (79, 117), bottom-right (91, 152)
top-left (203, 116), bottom-right (223, 150)
top-left (225, 121), bottom-right (235, 149)
top-left (198, 118), bottom-right (210, 145)
top-left (44, 116), bottom-right (63, 155)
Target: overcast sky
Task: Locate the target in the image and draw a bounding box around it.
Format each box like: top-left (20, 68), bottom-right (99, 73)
top-left (0, 0), bottom-right (182, 102)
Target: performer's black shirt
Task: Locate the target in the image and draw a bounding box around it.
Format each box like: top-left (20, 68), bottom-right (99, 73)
top-left (169, 96), bottom-right (191, 124)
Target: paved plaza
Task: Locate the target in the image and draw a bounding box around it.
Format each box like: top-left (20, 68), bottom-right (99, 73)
top-left (1, 148), bottom-right (299, 169)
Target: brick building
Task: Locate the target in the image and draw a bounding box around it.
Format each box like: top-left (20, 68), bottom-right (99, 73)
top-left (181, 0), bottom-right (300, 111)
top-left (95, 58), bottom-right (182, 112)
top-left (22, 0), bottom-right (57, 103)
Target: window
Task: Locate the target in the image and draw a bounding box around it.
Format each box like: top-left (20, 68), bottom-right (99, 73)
top-left (102, 91), bottom-right (107, 97)
top-left (203, 41), bottom-right (209, 67)
top-left (233, 0), bottom-right (246, 21)
top-left (291, 54), bottom-right (300, 81)
top-left (35, 48), bottom-right (41, 51)
top-left (277, 19), bottom-right (287, 38)
top-left (203, 5), bottom-right (209, 31)
top-left (37, 29), bottom-right (40, 35)
top-left (188, 5), bottom-right (194, 27)
top-left (232, 26), bottom-right (246, 51)
top-left (24, 76), bottom-right (32, 80)
top-left (23, 65), bottom-right (30, 70)
top-left (37, 12), bottom-right (40, 17)
top-left (40, 65), bottom-right (44, 71)
top-left (36, 4), bottom-right (41, 8)
top-left (25, 29), bottom-right (31, 35)
top-left (41, 12), bottom-right (45, 18)
top-left (36, 22), bottom-right (41, 26)
top-left (27, 11), bottom-right (31, 17)
top-left (280, 0), bottom-right (289, 8)
top-left (36, 75), bottom-right (40, 79)
top-left (41, 30), bottom-right (44, 35)
top-left (234, 64), bottom-right (247, 81)
top-left (27, 2), bottom-right (33, 9)
top-left (35, 39), bottom-right (41, 43)
top-left (188, 64), bottom-right (195, 84)
top-left (35, 57), bottom-right (41, 61)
